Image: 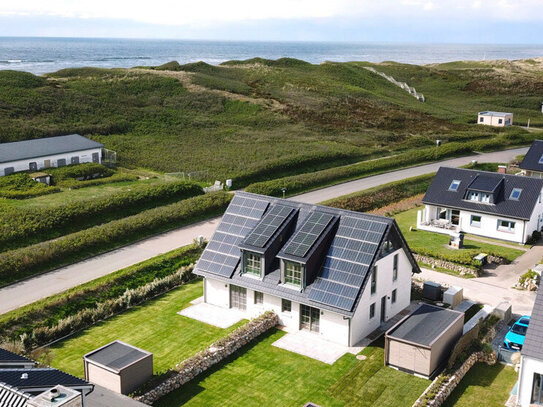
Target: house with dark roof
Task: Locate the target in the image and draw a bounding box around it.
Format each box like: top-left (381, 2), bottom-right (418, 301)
top-left (194, 192), bottom-right (420, 347)
top-left (0, 349), bottom-right (35, 370)
top-left (517, 289), bottom-right (543, 406)
top-left (520, 140), bottom-right (543, 179)
top-left (417, 167), bottom-right (543, 244)
top-left (0, 134), bottom-right (104, 176)
top-left (477, 111), bottom-right (513, 127)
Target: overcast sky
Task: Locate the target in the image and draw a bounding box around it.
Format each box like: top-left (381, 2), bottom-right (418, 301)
top-left (0, 0), bottom-right (542, 43)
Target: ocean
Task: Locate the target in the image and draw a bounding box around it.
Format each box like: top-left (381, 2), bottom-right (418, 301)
top-left (1, 37), bottom-right (542, 75)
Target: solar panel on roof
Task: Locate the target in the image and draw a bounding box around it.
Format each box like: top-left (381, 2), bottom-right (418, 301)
top-left (196, 195), bottom-right (269, 278)
top-left (283, 212), bottom-right (335, 258)
top-left (243, 205), bottom-right (294, 248)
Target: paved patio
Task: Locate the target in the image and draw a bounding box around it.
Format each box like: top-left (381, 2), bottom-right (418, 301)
top-left (178, 302), bottom-right (245, 328)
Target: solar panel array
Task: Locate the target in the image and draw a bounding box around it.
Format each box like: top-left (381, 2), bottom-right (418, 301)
top-left (308, 215), bottom-right (389, 311)
top-left (243, 205), bottom-right (294, 248)
top-left (283, 212), bottom-right (335, 258)
top-left (196, 195), bottom-right (269, 277)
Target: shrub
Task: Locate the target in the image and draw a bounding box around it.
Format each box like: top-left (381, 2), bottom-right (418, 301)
top-left (56, 172), bottom-right (138, 189)
top-left (0, 173), bottom-right (60, 199)
top-left (48, 163), bottom-right (114, 184)
top-left (0, 192), bottom-right (231, 285)
top-left (0, 181), bottom-right (204, 251)
top-left (519, 269), bottom-right (539, 284)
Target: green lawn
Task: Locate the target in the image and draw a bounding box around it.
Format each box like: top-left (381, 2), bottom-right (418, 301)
top-left (442, 363), bottom-right (517, 407)
top-left (155, 334), bottom-right (429, 407)
top-left (394, 207), bottom-right (525, 266)
top-left (48, 280), bottom-right (244, 377)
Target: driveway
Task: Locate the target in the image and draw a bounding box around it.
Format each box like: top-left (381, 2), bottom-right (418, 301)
top-left (0, 147), bottom-right (528, 315)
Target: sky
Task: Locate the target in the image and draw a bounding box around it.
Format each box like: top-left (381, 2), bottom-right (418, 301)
top-left (0, 0), bottom-right (542, 43)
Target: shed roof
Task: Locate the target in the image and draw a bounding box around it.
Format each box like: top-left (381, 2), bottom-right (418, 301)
top-left (83, 341), bottom-right (151, 373)
top-left (0, 135), bottom-right (103, 164)
top-left (519, 140), bottom-right (543, 173)
top-left (422, 167), bottom-right (543, 220)
top-left (522, 289), bottom-right (543, 360)
top-left (478, 111), bottom-right (512, 117)
top-left (386, 304), bottom-right (464, 347)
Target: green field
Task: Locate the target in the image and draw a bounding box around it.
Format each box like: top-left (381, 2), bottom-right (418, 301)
top-left (442, 363), bottom-right (517, 407)
top-left (48, 279), bottom-right (244, 377)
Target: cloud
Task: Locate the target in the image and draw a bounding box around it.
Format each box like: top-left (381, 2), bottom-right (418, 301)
top-left (0, 0), bottom-right (541, 26)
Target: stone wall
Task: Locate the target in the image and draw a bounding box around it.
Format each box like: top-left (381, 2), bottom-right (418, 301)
top-left (135, 311), bottom-right (279, 405)
top-left (413, 254), bottom-right (481, 276)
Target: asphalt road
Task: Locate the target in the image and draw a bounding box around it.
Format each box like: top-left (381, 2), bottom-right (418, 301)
top-left (0, 147), bottom-right (528, 314)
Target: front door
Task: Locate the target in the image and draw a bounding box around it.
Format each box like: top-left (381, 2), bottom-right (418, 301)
top-left (44, 159), bottom-right (51, 168)
top-left (230, 285), bottom-right (246, 311)
top-left (380, 296), bottom-right (387, 323)
top-left (300, 304), bottom-right (320, 333)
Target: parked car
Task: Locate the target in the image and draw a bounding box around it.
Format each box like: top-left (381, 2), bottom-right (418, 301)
top-left (503, 316), bottom-right (531, 351)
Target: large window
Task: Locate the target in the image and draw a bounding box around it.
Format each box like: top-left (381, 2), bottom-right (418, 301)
top-left (393, 254), bottom-right (398, 282)
top-left (470, 215), bottom-right (481, 228)
top-left (532, 373), bottom-right (543, 405)
top-left (497, 219), bottom-right (515, 232)
top-left (244, 252), bottom-right (261, 277)
top-left (300, 304), bottom-right (320, 333)
top-left (468, 191), bottom-right (480, 201)
top-left (284, 261), bottom-right (302, 287)
top-left (371, 266), bottom-right (377, 295)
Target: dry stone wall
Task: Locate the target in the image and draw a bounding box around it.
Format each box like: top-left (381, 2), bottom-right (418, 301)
top-left (135, 311), bottom-right (279, 405)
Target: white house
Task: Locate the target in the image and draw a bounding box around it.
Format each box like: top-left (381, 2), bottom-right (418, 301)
top-left (477, 111), bottom-right (513, 127)
top-left (417, 167), bottom-right (543, 244)
top-left (194, 192), bottom-right (420, 347)
top-left (0, 134), bottom-right (104, 176)
top-left (519, 140), bottom-right (543, 179)
top-left (516, 289), bottom-right (543, 406)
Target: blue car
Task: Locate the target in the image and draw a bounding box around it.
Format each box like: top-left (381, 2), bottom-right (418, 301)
top-left (503, 316), bottom-right (531, 351)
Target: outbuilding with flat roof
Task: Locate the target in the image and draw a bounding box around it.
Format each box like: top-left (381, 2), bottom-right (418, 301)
top-left (477, 111), bottom-right (513, 127)
top-left (83, 341), bottom-right (153, 395)
top-left (385, 303), bottom-right (464, 378)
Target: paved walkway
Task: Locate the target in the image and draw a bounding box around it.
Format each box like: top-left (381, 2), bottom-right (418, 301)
top-left (0, 147), bottom-right (528, 315)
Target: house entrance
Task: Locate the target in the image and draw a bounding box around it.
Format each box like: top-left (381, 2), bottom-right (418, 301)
top-left (300, 304), bottom-right (320, 333)
top-left (229, 285), bottom-right (246, 311)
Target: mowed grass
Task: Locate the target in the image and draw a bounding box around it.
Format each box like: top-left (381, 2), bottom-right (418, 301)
top-left (155, 334), bottom-right (429, 407)
top-left (394, 207), bottom-right (525, 263)
top-left (442, 363), bottom-right (517, 407)
top-left (48, 280), bottom-right (245, 377)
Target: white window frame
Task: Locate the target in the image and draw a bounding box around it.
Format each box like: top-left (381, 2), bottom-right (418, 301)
top-left (284, 261), bottom-right (303, 288)
top-left (497, 219), bottom-right (515, 233)
top-left (510, 188), bottom-right (522, 201)
top-left (470, 215), bottom-right (482, 228)
top-left (449, 180), bottom-right (461, 192)
top-left (281, 299), bottom-right (291, 313)
top-left (244, 252), bottom-right (262, 277)
top-left (468, 191), bottom-right (480, 201)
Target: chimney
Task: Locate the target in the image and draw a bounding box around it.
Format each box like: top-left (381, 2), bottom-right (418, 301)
top-left (498, 165), bottom-right (507, 174)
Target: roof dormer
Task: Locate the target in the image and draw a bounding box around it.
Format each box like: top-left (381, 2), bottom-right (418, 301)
top-left (463, 174), bottom-right (504, 205)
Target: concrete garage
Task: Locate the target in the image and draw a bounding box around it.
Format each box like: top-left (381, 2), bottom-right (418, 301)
top-left (385, 304), bottom-right (464, 378)
top-left (83, 341), bottom-right (153, 395)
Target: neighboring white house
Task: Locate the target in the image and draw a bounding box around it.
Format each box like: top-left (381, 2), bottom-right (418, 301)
top-left (477, 111), bottom-right (513, 127)
top-left (417, 167), bottom-right (543, 244)
top-left (516, 289), bottom-right (543, 406)
top-left (519, 140), bottom-right (543, 179)
top-left (194, 192), bottom-right (421, 347)
top-left (0, 134), bottom-right (104, 176)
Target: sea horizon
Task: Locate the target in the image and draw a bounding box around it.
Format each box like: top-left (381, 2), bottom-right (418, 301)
top-left (1, 36), bottom-right (542, 75)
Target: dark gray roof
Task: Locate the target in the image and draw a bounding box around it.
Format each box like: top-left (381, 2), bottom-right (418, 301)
top-left (520, 140), bottom-right (543, 173)
top-left (194, 192), bottom-right (420, 316)
top-left (0, 368), bottom-right (92, 393)
top-left (83, 341), bottom-right (151, 373)
top-left (0, 349), bottom-right (33, 365)
top-left (386, 304), bottom-right (464, 347)
top-left (0, 382), bottom-right (31, 407)
top-left (522, 289), bottom-right (543, 359)
top-left (0, 135), bottom-right (103, 164)
top-left (422, 167), bottom-right (543, 220)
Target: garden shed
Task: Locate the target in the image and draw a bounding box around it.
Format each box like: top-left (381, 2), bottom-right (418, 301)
top-left (384, 303), bottom-right (464, 378)
top-left (83, 340), bottom-right (153, 395)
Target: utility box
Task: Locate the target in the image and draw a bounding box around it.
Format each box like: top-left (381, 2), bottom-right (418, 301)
top-left (493, 301), bottom-right (513, 323)
top-left (443, 286), bottom-right (463, 308)
top-left (423, 281), bottom-right (442, 301)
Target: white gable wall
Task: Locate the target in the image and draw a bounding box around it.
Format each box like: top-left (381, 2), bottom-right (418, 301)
top-left (477, 113), bottom-right (513, 127)
top-left (517, 355), bottom-right (543, 406)
top-left (0, 147), bottom-right (102, 176)
top-left (349, 247), bottom-right (412, 346)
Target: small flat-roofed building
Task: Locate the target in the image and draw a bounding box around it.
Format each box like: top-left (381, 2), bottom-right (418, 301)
top-left (385, 303), bottom-right (464, 378)
top-left (477, 111), bottom-right (513, 127)
top-left (0, 134), bottom-right (104, 177)
top-left (0, 348), bottom-right (36, 369)
top-left (83, 341), bottom-right (153, 395)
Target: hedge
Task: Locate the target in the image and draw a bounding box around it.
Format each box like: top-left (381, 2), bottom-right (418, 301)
top-left (48, 163), bottom-right (114, 183)
top-left (0, 244), bottom-right (202, 342)
top-left (56, 172), bottom-right (138, 189)
top-left (245, 133), bottom-right (536, 197)
top-left (0, 173), bottom-right (60, 199)
top-left (0, 192), bottom-right (231, 285)
top-left (0, 181), bottom-right (204, 251)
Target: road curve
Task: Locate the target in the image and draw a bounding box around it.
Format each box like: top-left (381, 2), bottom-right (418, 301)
top-left (0, 147), bottom-right (528, 314)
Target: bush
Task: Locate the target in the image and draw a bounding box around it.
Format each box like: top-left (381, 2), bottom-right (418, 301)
top-left (0, 181), bottom-right (204, 251)
top-left (48, 163), bottom-right (114, 184)
top-left (0, 192), bottom-right (231, 285)
top-left (56, 172), bottom-right (138, 189)
top-left (0, 173), bottom-right (60, 199)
